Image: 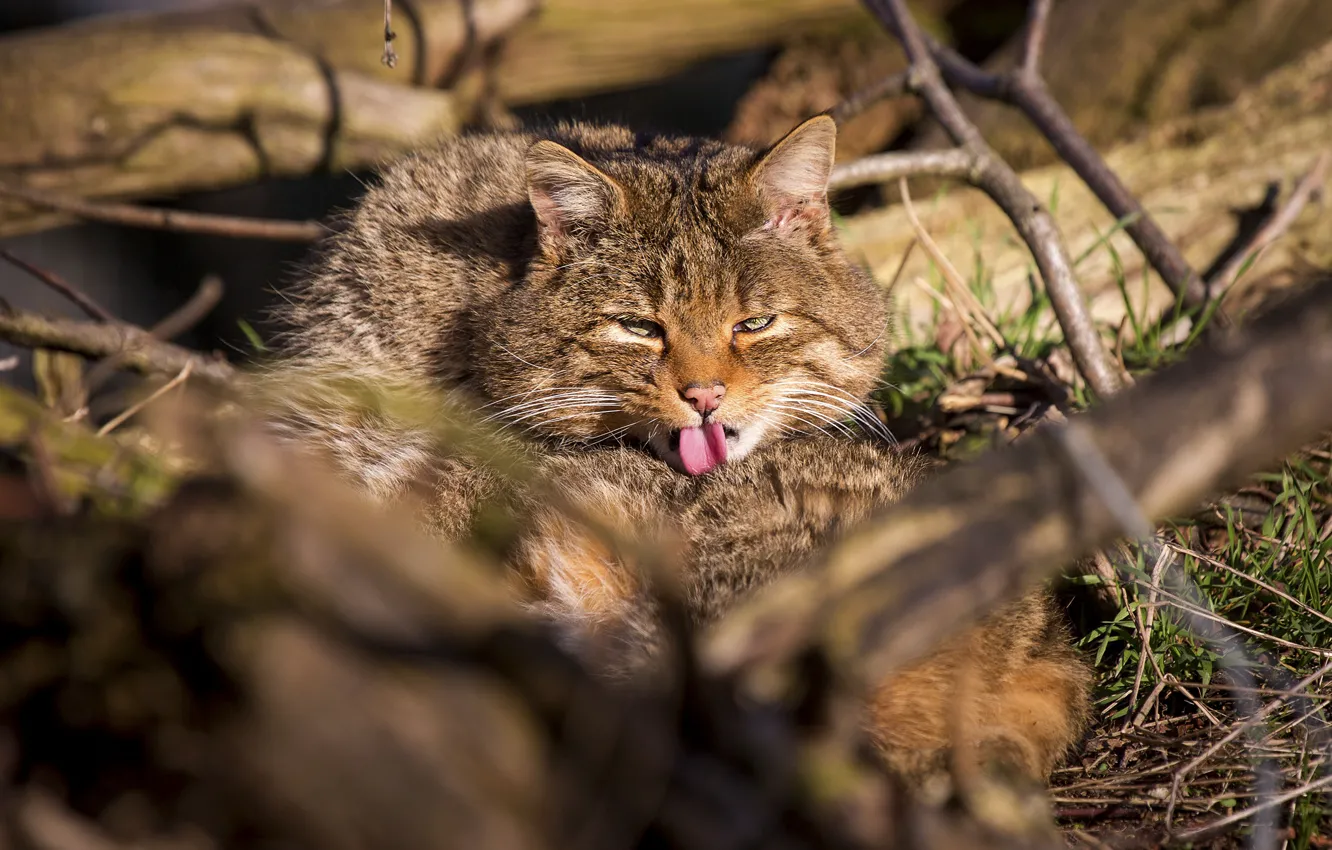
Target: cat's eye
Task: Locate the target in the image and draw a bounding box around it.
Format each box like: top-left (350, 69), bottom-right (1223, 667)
top-left (734, 315), bottom-right (776, 333)
top-left (618, 317), bottom-right (665, 339)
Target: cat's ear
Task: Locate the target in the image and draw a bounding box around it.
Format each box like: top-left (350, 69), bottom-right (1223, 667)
top-left (749, 115), bottom-right (836, 234)
top-left (525, 140), bottom-right (624, 254)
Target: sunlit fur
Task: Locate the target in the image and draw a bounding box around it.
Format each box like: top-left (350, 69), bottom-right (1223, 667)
top-left (268, 119), bottom-right (1091, 801)
top-left (277, 119), bottom-right (891, 479)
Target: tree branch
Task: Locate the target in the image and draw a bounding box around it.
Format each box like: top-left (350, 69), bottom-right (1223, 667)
top-left (861, 0), bottom-right (1125, 398)
top-left (921, 27), bottom-right (1210, 311)
top-left (828, 147), bottom-right (976, 190)
top-left (0, 249), bottom-right (115, 322)
top-left (1207, 151), bottom-right (1330, 299)
top-left (0, 306), bottom-right (234, 386)
top-left (1018, 0), bottom-right (1052, 80)
top-left (707, 274), bottom-right (1332, 691)
top-left (827, 70), bottom-right (911, 124)
top-left (0, 184), bottom-right (328, 243)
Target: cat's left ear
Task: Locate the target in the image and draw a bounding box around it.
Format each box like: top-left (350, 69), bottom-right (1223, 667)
top-left (749, 115), bottom-right (836, 235)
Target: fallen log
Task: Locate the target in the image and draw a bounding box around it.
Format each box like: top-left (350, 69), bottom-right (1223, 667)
top-left (0, 0), bottom-right (537, 237)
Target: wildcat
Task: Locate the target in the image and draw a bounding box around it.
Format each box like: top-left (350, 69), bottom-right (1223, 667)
top-left (266, 116), bottom-right (1091, 794)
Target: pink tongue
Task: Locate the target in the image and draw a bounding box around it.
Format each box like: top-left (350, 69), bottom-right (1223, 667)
top-left (678, 422), bottom-right (728, 476)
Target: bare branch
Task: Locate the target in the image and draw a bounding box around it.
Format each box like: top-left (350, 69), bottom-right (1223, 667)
top-left (0, 184), bottom-right (328, 243)
top-left (0, 250), bottom-right (115, 322)
top-left (149, 275), bottom-right (225, 342)
top-left (382, 0), bottom-right (399, 69)
top-left (0, 306), bottom-right (234, 385)
top-left (861, 0), bottom-right (1125, 398)
top-left (921, 28), bottom-right (1210, 311)
top-left (827, 70), bottom-right (911, 124)
top-left (828, 148), bottom-right (976, 190)
top-left (1019, 0), bottom-right (1053, 79)
top-left (1207, 151), bottom-right (1330, 298)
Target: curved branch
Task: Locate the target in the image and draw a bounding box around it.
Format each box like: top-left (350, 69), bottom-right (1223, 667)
top-left (861, 0), bottom-right (1125, 398)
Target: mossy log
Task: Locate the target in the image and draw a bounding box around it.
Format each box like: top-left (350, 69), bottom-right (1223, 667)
top-left (0, 0), bottom-right (879, 238)
top-left (837, 40), bottom-right (1332, 339)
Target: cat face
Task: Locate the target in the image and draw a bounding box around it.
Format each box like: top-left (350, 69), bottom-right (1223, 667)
top-left (482, 117), bottom-right (890, 476)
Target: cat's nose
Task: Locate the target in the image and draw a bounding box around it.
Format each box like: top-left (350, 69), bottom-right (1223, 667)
top-left (681, 382), bottom-right (726, 415)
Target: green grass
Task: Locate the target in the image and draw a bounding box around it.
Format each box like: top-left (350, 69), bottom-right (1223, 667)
top-left (873, 229), bottom-right (1332, 844)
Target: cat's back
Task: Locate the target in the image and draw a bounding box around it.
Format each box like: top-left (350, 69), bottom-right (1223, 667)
top-left (279, 130), bottom-right (539, 375)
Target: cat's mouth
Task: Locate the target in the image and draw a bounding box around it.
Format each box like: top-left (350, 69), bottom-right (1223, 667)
top-left (648, 421), bottom-right (763, 476)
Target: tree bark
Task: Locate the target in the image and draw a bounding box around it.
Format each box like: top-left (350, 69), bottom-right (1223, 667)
top-left (493, 0), bottom-right (874, 106)
top-left (0, 0), bottom-right (538, 237)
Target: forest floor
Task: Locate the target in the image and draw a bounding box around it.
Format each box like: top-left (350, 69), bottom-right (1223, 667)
top-left (870, 224), bottom-right (1332, 847)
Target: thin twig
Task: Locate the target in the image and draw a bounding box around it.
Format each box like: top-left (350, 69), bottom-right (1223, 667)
top-left (897, 176), bottom-right (1007, 350)
top-left (1207, 151), bottom-right (1331, 299)
top-left (861, 0), bottom-right (1124, 397)
top-left (826, 70), bottom-right (911, 124)
top-left (1173, 772), bottom-right (1332, 841)
top-left (96, 361), bottom-right (193, 436)
top-left (881, 237), bottom-right (916, 299)
top-left (149, 275), bottom-right (225, 342)
top-left (0, 184), bottom-right (327, 242)
top-left (382, 0), bottom-right (399, 69)
top-left (83, 275), bottom-right (227, 393)
top-left (0, 305), bottom-right (234, 385)
top-left (920, 30), bottom-right (1210, 312)
top-left (1169, 659), bottom-right (1332, 810)
top-left (1018, 0), bottom-right (1052, 79)
top-left (0, 250), bottom-right (115, 322)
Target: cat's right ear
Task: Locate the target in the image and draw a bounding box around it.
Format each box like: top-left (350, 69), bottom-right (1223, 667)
top-left (525, 140), bottom-right (624, 256)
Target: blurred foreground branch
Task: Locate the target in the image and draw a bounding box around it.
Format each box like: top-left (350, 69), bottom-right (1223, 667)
top-left (708, 275), bottom-right (1332, 695)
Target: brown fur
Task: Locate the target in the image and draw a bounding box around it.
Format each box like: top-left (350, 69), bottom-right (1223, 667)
top-left (266, 118), bottom-right (1092, 795)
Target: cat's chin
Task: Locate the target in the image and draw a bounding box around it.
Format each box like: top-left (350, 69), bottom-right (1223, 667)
top-left (647, 420), bottom-right (769, 476)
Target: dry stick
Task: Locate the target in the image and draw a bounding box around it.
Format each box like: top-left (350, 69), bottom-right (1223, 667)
top-left (1169, 659), bottom-right (1332, 817)
top-left (96, 361), bottom-right (193, 437)
top-left (1174, 773), bottom-right (1332, 842)
top-left (1209, 151), bottom-right (1331, 298)
top-left (0, 184), bottom-right (327, 243)
top-left (0, 306), bottom-right (234, 385)
top-left (897, 176), bottom-right (1007, 350)
top-left (0, 249), bottom-right (115, 322)
top-left (1019, 0), bottom-right (1052, 79)
top-left (826, 70), bottom-right (910, 124)
top-left (861, 0), bottom-right (1124, 398)
top-left (827, 147), bottom-right (976, 190)
top-left (148, 275), bottom-right (225, 343)
top-left (921, 24), bottom-right (1209, 311)
top-left (83, 275), bottom-right (228, 394)
top-left (382, 0), bottom-right (398, 69)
